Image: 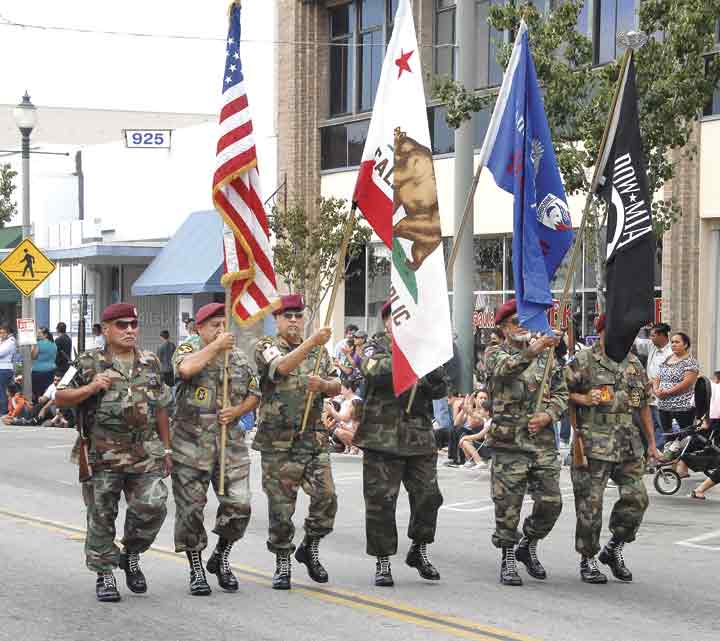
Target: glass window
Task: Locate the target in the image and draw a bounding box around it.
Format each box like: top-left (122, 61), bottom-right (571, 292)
top-left (429, 106), bottom-right (455, 155)
top-left (476, 1), bottom-right (505, 88)
top-left (347, 120), bottom-right (370, 166)
top-left (473, 237), bottom-right (504, 291)
top-left (330, 43), bottom-right (353, 115)
top-left (704, 55), bottom-right (720, 116)
top-left (331, 5), bottom-right (351, 37)
top-left (504, 235), bottom-right (514, 291)
top-left (435, 6), bottom-right (455, 78)
top-left (598, 0), bottom-right (639, 64)
top-left (320, 125), bottom-right (347, 170)
top-left (359, 29), bottom-right (384, 111)
top-left (361, 0), bottom-right (384, 29)
top-left (472, 103), bottom-right (492, 147)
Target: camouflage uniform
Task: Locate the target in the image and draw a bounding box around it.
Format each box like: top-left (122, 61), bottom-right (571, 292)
top-left (485, 343), bottom-right (568, 548)
top-left (59, 348), bottom-right (172, 572)
top-left (253, 335), bottom-right (338, 553)
top-left (565, 343), bottom-right (650, 557)
top-left (171, 334), bottom-right (260, 552)
top-left (355, 332), bottom-right (445, 557)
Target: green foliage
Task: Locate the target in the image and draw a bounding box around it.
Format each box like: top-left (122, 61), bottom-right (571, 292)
top-left (0, 163), bottom-right (18, 225)
top-left (432, 0), bottom-right (720, 236)
top-left (269, 196), bottom-right (372, 325)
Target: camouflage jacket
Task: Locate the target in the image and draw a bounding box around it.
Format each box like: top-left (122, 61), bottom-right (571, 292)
top-left (59, 348), bottom-right (172, 473)
top-left (485, 342), bottom-right (568, 453)
top-left (172, 334), bottom-right (260, 471)
top-left (565, 343), bottom-right (649, 462)
top-left (252, 334), bottom-right (336, 453)
top-left (354, 332), bottom-right (447, 456)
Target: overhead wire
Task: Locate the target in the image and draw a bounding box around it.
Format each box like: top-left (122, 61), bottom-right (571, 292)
top-left (0, 12), bottom-right (454, 49)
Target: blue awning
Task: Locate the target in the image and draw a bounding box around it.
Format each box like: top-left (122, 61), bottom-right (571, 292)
top-left (131, 210), bottom-right (225, 296)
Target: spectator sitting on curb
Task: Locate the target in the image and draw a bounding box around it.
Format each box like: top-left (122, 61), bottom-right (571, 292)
top-left (2, 383), bottom-right (32, 425)
top-left (444, 392), bottom-right (486, 466)
top-left (459, 400), bottom-right (493, 469)
top-left (326, 374), bottom-right (363, 454)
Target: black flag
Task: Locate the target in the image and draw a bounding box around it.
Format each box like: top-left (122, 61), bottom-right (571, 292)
top-left (598, 55), bottom-right (655, 363)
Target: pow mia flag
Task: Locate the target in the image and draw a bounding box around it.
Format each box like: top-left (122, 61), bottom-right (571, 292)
top-left (597, 54), bottom-right (655, 363)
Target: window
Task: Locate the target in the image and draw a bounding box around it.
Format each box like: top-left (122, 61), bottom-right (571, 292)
top-left (329, 5), bottom-right (355, 115)
top-left (435, 1), bottom-right (456, 78)
top-left (597, 0), bottom-right (639, 64)
top-left (320, 120), bottom-right (370, 170)
top-left (328, 1), bottom-right (400, 117)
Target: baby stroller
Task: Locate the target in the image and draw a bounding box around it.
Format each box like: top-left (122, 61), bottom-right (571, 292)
top-left (653, 377), bottom-right (720, 495)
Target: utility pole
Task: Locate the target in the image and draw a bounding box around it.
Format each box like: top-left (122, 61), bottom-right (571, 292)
top-left (452, 2), bottom-right (476, 394)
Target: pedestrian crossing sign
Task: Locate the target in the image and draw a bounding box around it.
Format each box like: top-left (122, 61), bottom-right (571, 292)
top-left (0, 238), bottom-right (56, 296)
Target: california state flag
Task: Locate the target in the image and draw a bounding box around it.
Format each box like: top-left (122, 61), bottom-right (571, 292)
top-left (353, 0), bottom-right (452, 395)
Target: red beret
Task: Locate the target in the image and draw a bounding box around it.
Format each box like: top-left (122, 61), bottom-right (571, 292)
top-left (101, 303), bottom-right (138, 322)
top-left (595, 313), bottom-right (606, 333)
top-left (380, 300), bottom-right (392, 320)
top-left (273, 294), bottom-right (305, 315)
top-left (495, 299), bottom-right (517, 325)
top-left (195, 303), bottom-right (225, 325)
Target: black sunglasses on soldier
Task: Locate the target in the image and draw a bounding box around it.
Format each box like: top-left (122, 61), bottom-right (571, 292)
top-left (114, 320), bottom-right (138, 330)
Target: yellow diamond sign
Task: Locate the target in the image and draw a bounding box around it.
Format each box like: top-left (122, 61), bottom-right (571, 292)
top-left (0, 238), bottom-right (56, 297)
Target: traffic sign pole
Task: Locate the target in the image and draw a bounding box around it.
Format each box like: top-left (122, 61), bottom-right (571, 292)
top-left (20, 127), bottom-right (33, 402)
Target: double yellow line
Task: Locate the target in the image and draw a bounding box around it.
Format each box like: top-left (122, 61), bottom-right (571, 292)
top-left (0, 507), bottom-right (541, 641)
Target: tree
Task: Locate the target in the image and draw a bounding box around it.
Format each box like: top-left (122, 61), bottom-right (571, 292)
top-left (269, 196), bottom-right (372, 327)
top-left (433, 1), bottom-right (720, 301)
top-left (0, 163), bottom-right (18, 226)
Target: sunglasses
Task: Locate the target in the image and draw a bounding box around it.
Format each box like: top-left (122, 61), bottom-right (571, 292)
top-left (283, 312), bottom-right (304, 320)
top-left (114, 320), bottom-right (139, 330)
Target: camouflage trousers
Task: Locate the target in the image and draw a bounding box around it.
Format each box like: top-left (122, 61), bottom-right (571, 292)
top-left (491, 449), bottom-right (562, 548)
top-left (571, 456), bottom-right (649, 557)
top-left (85, 469), bottom-right (168, 572)
top-left (363, 450), bottom-right (443, 557)
top-left (260, 449), bottom-right (337, 554)
top-left (172, 458), bottom-right (251, 552)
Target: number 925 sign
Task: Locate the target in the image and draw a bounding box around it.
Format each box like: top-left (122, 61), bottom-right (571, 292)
top-left (123, 129), bottom-right (172, 149)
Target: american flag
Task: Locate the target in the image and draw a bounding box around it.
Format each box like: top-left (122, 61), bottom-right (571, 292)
top-left (212, 1), bottom-right (278, 325)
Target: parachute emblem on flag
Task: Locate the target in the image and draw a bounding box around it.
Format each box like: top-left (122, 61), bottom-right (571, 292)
top-left (537, 193), bottom-right (572, 232)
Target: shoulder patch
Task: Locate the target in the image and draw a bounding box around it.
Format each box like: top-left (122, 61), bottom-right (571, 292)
top-left (262, 344), bottom-right (281, 364)
top-left (363, 345), bottom-right (375, 358)
top-left (176, 343), bottom-right (194, 355)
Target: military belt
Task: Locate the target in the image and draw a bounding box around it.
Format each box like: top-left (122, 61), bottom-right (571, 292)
top-left (582, 410), bottom-right (632, 426)
top-left (94, 429), bottom-right (155, 444)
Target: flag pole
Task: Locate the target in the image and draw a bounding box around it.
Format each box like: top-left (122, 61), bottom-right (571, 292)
top-left (300, 203), bottom-right (358, 433)
top-left (218, 287), bottom-right (232, 495)
top-left (532, 48), bottom-right (633, 416)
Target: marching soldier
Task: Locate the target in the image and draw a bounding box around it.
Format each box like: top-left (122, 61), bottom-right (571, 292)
top-left (485, 300), bottom-right (568, 586)
top-left (171, 303), bottom-right (260, 596)
top-left (566, 314), bottom-right (660, 584)
top-left (56, 303), bottom-right (172, 602)
top-left (355, 301), bottom-right (445, 587)
top-left (253, 294), bottom-right (340, 590)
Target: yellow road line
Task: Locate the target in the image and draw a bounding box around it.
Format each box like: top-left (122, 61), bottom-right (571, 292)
top-left (0, 507), bottom-right (542, 641)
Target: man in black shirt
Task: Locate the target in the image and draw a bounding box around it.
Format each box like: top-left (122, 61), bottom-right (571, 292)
top-left (55, 322), bottom-right (73, 375)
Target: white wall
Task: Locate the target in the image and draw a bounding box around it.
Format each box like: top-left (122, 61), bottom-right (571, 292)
top-left (320, 155), bottom-right (587, 238)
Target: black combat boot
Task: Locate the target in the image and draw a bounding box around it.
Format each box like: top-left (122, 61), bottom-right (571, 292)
top-left (96, 571), bottom-right (121, 602)
top-left (598, 537), bottom-right (633, 582)
top-left (206, 538), bottom-right (239, 592)
top-left (499, 546), bottom-right (523, 586)
top-left (186, 551), bottom-right (212, 596)
top-left (272, 551), bottom-right (292, 590)
top-left (405, 542), bottom-right (440, 581)
top-left (515, 536), bottom-right (546, 580)
top-left (295, 536), bottom-right (329, 583)
top-left (580, 556), bottom-right (608, 584)
top-left (375, 556), bottom-right (394, 587)
top-left (119, 550), bottom-right (147, 593)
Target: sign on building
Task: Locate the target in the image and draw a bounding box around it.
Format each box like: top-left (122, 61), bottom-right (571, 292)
top-left (0, 238), bottom-right (56, 296)
top-left (123, 129), bottom-right (172, 149)
top-left (16, 318), bottom-right (37, 346)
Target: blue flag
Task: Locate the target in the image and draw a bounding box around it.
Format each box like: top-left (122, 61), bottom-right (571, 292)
top-left (482, 22), bottom-right (574, 333)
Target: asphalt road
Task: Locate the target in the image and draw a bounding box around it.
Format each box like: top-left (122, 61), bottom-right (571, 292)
top-left (1, 425), bottom-right (718, 641)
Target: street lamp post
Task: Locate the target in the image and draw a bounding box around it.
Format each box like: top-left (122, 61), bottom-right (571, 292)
top-left (13, 92), bottom-right (37, 401)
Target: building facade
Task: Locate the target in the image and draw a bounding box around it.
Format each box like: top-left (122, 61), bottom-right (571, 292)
top-left (277, 0), bottom-right (718, 373)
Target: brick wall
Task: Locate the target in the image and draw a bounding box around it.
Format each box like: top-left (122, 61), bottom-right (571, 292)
top-left (662, 123), bottom-right (701, 341)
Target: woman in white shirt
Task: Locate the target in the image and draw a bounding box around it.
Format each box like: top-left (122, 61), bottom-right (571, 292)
top-left (0, 323), bottom-right (17, 413)
top-left (326, 375), bottom-right (362, 452)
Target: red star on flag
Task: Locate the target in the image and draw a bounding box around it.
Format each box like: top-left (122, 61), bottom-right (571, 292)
top-left (395, 48), bottom-right (414, 78)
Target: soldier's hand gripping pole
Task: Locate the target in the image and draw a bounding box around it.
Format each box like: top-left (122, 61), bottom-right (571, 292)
top-left (300, 204), bottom-right (357, 433)
top-left (219, 288), bottom-right (232, 496)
